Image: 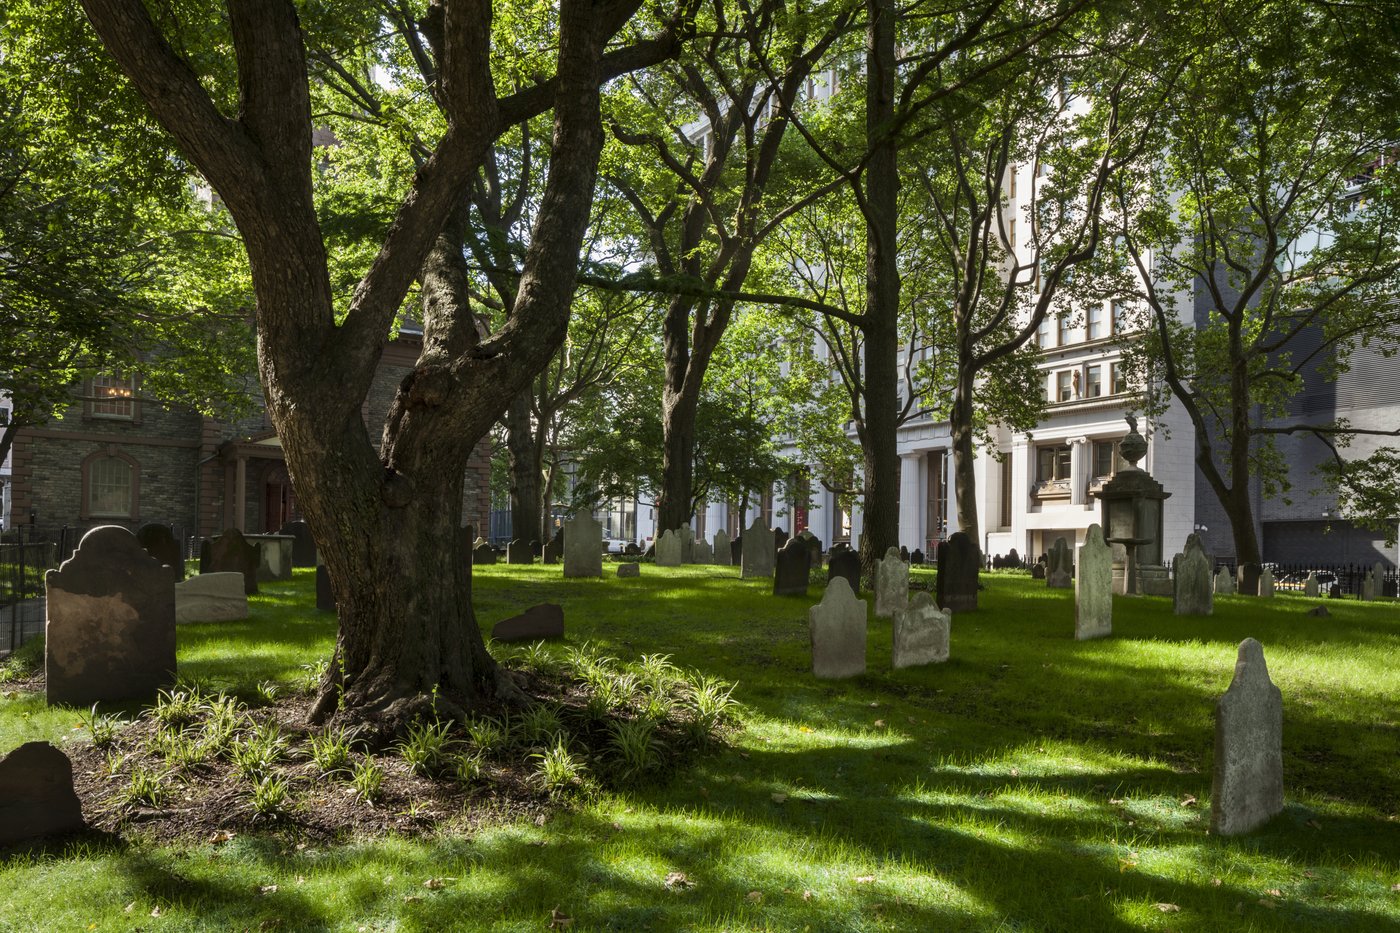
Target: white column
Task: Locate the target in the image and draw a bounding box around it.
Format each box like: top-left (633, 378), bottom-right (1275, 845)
top-left (1069, 436), bottom-right (1089, 506)
top-left (945, 450), bottom-right (959, 534)
top-left (899, 453), bottom-right (923, 550)
top-left (1011, 438), bottom-right (1031, 553)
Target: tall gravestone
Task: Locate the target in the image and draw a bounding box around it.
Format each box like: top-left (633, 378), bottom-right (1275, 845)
top-left (1237, 563), bottom-right (1261, 597)
top-left (254, 534), bottom-right (294, 582)
top-left (1174, 535), bottom-right (1213, 616)
top-left (1047, 536), bottom-right (1073, 589)
top-left (542, 539), bottom-right (562, 565)
top-left (692, 539), bottom-right (711, 563)
top-left (45, 525), bottom-right (177, 707)
top-left (1075, 524), bottom-right (1113, 641)
top-left (1211, 638), bottom-right (1284, 835)
top-left (936, 532), bottom-right (979, 613)
top-left (677, 526), bottom-right (696, 564)
top-left (1304, 572), bottom-right (1319, 598)
top-left (809, 577), bottom-right (866, 679)
top-left (472, 538), bottom-right (496, 565)
top-left (1214, 567), bottom-right (1235, 595)
top-left (773, 537), bottom-right (812, 596)
top-left (773, 528), bottom-right (789, 552)
top-left (202, 528), bottom-right (259, 595)
top-left (136, 523), bottom-right (184, 581)
top-left (874, 547), bottom-right (909, 619)
top-left (506, 539), bottom-right (532, 565)
top-left (741, 517), bottom-right (775, 579)
top-left (891, 591), bottom-right (949, 669)
top-left (655, 529), bottom-right (682, 567)
top-left (278, 520), bottom-right (318, 567)
top-left (712, 529), bottom-right (732, 566)
top-left (1259, 567), bottom-right (1275, 598)
top-left (0, 742), bottom-right (86, 846)
top-left (175, 573), bottom-right (248, 623)
top-left (827, 546), bottom-right (861, 596)
top-left (730, 535), bottom-right (743, 565)
top-left (799, 531), bottom-right (823, 568)
top-left (563, 513), bottom-right (603, 578)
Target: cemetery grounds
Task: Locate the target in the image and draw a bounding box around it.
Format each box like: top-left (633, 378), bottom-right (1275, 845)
top-left (0, 565), bottom-right (1397, 932)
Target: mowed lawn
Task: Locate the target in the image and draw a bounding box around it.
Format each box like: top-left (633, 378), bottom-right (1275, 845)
top-left (1, 564), bottom-right (1397, 932)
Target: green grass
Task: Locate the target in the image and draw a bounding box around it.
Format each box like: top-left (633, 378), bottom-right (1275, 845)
top-left (1, 564), bottom-right (1397, 931)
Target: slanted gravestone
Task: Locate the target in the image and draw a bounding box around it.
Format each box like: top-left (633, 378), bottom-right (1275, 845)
top-left (1237, 562), bottom-right (1261, 597)
top-left (617, 562), bottom-right (639, 578)
top-left (712, 530), bottom-right (732, 566)
top-left (1075, 524), bottom-right (1113, 641)
top-left (175, 573), bottom-right (248, 624)
top-left (491, 603), bottom-right (564, 642)
top-left (1259, 567), bottom-right (1275, 598)
top-left (935, 531), bottom-right (978, 613)
top-left (677, 526), bottom-right (696, 564)
top-left (773, 538), bottom-right (812, 596)
top-left (315, 564), bottom-right (335, 612)
top-left (542, 539), bottom-right (562, 565)
top-left (891, 591), bottom-right (950, 669)
top-left (799, 531), bottom-right (823, 568)
top-left (730, 535), bottom-right (743, 565)
top-left (1174, 537), bottom-right (1213, 616)
top-left (473, 538), bottom-right (497, 565)
top-left (563, 513), bottom-right (603, 578)
top-left (809, 577), bottom-right (866, 679)
top-left (1210, 638), bottom-right (1284, 836)
top-left (45, 525), bottom-right (177, 707)
top-left (694, 539), bottom-right (713, 564)
top-left (1031, 561), bottom-right (1046, 580)
top-left (1215, 567), bottom-right (1235, 595)
top-left (773, 528), bottom-right (789, 552)
top-left (136, 523), bottom-right (184, 581)
top-left (0, 742), bottom-right (85, 846)
top-left (506, 539), bottom-right (532, 565)
top-left (1304, 572), bottom-right (1319, 598)
top-left (655, 529), bottom-right (682, 567)
top-left (827, 546), bottom-right (861, 596)
top-left (278, 520), bottom-right (318, 567)
top-left (1047, 536), bottom-right (1072, 589)
top-left (202, 528), bottom-right (259, 594)
top-left (874, 547), bottom-right (909, 619)
top-left (741, 517), bottom-right (775, 579)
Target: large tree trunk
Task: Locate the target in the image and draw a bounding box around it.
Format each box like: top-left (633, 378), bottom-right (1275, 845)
top-left (658, 373), bottom-right (700, 534)
top-left (1225, 357), bottom-right (1263, 565)
top-left (506, 391), bottom-right (542, 542)
top-left (950, 363), bottom-right (980, 551)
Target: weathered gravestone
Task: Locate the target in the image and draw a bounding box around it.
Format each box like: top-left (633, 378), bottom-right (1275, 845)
top-left (254, 534), bottom-right (294, 582)
top-left (1305, 605), bottom-right (1329, 618)
top-left (0, 742), bottom-right (85, 846)
top-left (1075, 524), bottom-right (1113, 641)
top-left (910, 548), bottom-right (925, 565)
top-left (491, 603), bottom-right (564, 642)
top-left (473, 538), bottom-right (496, 565)
top-left (655, 529), bottom-right (683, 567)
top-left (530, 539), bottom-right (543, 558)
top-left (712, 530), bottom-right (732, 566)
top-left (798, 531), bottom-right (822, 568)
top-left (773, 528), bottom-right (789, 552)
top-left (1174, 536), bottom-right (1213, 616)
top-left (1210, 638), bottom-right (1284, 836)
top-left (623, 542), bottom-right (641, 556)
top-left (899, 545), bottom-right (910, 563)
top-left (677, 526), bottom-right (696, 564)
top-left (1007, 548), bottom-right (1021, 568)
top-left (875, 547), bottom-right (909, 619)
top-left (542, 539), bottom-right (562, 565)
top-left (827, 545), bottom-right (861, 595)
top-left (1030, 561), bottom-right (1046, 580)
top-left (563, 513), bottom-right (603, 578)
top-left (506, 539), bottom-right (532, 565)
top-left (694, 539), bottom-right (713, 564)
top-left (1214, 566), bottom-right (1236, 595)
top-left (45, 525), bottom-right (177, 707)
top-left (200, 528), bottom-right (259, 595)
top-left (616, 562), bottom-right (640, 578)
top-left (175, 573), bottom-right (248, 624)
top-left (315, 564), bottom-right (335, 612)
top-left (809, 577), bottom-right (866, 679)
top-left (1047, 536), bottom-right (1073, 589)
top-left (1304, 572), bottom-right (1319, 598)
top-left (1259, 567), bottom-right (1275, 599)
top-left (773, 538), bottom-right (812, 596)
top-left (136, 523), bottom-right (184, 581)
top-left (1237, 562), bottom-right (1261, 597)
top-left (730, 535), bottom-right (743, 565)
top-left (936, 532), bottom-right (978, 613)
top-left (278, 520), bottom-right (318, 567)
top-left (741, 518), bottom-right (775, 579)
top-left (891, 591), bottom-right (950, 669)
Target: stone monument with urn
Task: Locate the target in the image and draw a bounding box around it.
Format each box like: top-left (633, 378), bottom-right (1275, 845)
top-left (1091, 415), bottom-right (1172, 596)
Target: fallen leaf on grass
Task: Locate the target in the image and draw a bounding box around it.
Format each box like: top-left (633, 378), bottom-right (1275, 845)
top-left (854, 875), bottom-right (877, 884)
top-left (258, 885), bottom-right (278, 896)
top-left (1155, 903), bottom-right (1180, 913)
top-left (1009, 768), bottom-right (1020, 777)
top-left (423, 878), bottom-right (451, 890)
top-left (1392, 883), bottom-right (1400, 892)
top-left (151, 907), bottom-right (162, 918)
top-left (549, 908), bottom-right (574, 929)
top-left (746, 891), bottom-right (763, 904)
top-left (873, 720), bottom-right (886, 729)
top-left (664, 872), bottom-right (692, 889)
top-left (529, 840), bottom-right (548, 847)
top-left (771, 792), bottom-right (789, 804)
top-left (1180, 795), bottom-right (1198, 807)
top-left (1266, 889), bottom-right (1283, 898)
top-left (1109, 798), bottom-right (1126, 806)
top-left (208, 830), bottom-right (236, 845)
top-left (1211, 878), bottom-right (1222, 887)
top-left (802, 890), bottom-right (813, 902)
top-left (799, 726), bottom-right (814, 734)
top-left (534, 814), bottom-right (549, 826)
top-left (402, 895), bottom-right (421, 904)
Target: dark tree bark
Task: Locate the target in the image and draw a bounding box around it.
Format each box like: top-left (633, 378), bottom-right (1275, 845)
top-left (506, 391), bottom-right (544, 542)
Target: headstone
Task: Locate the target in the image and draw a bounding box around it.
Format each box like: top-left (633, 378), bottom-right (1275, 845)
top-left (935, 531), bottom-right (978, 614)
top-left (136, 523), bottom-right (184, 581)
top-left (1031, 561), bottom-right (1046, 580)
top-left (730, 535), bottom-right (743, 565)
top-left (1328, 582), bottom-right (1342, 599)
top-left (491, 603), bottom-right (564, 642)
top-left (315, 564), bottom-right (335, 612)
top-left (0, 743), bottom-right (85, 846)
top-left (542, 540), bottom-right (562, 565)
top-left (809, 577), bottom-right (866, 679)
top-left (1303, 572), bottom-right (1319, 598)
top-left (473, 539), bottom-right (497, 565)
top-left (1237, 562), bottom-right (1261, 597)
top-left (529, 539), bottom-right (542, 558)
top-left (1305, 605), bottom-right (1329, 618)
top-left (278, 520), bottom-right (318, 567)
top-left (175, 573), bottom-right (249, 624)
top-left (1047, 536), bottom-right (1072, 589)
top-left (1368, 562), bottom-right (1384, 601)
top-left (741, 517), bottom-right (775, 579)
top-left (655, 529), bottom-right (682, 567)
top-left (1075, 524), bottom-right (1113, 641)
top-left (1214, 566), bottom-right (1236, 595)
top-left (899, 545), bottom-right (910, 563)
top-left (1259, 567), bottom-right (1275, 598)
top-left (677, 526), bottom-right (696, 564)
top-left (616, 562), bottom-right (640, 578)
top-left (202, 528), bottom-right (259, 594)
top-left (773, 528), bottom-right (789, 552)
top-left (1210, 638), bottom-right (1284, 836)
top-left (563, 513), bottom-right (603, 578)
top-left (253, 534), bottom-right (295, 582)
top-left (1174, 537), bottom-right (1213, 616)
top-left (694, 539), bottom-right (713, 564)
top-left (891, 591), bottom-right (950, 669)
top-left (506, 539), bottom-right (532, 565)
top-left (827, 546), bottom-right (861, 596)
top-left (799, 531), bottom-right (823, 568)
top-left (773, 538), bottom-right (812, 596)
top-left (44, 525), bottom-right (177, 707)
top-left (623, 542), bottom-right (640, 557)
top-left (910, 548), bottom-right (925, 565)
top-left (874, 547), bottom-right (909, 619)
top-left (712, 530), bottom-right (732, 566)
top-left (1007, 548), bottom-right (1021, 568)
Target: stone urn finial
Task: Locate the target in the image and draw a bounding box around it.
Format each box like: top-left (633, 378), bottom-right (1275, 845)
top-left (1121, 413), bottom-right (1148, 468)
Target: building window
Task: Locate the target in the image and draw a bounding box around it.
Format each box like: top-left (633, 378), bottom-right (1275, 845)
top-left (1111, 362), bottom-right (1129, 395)
top-left (1111, 300), bottom-right (1129, 333)
top-left (926, 451), bottom-right (946, 545)
top-left (1056, 370), bottom-right (1073, 402)
top-left (1057, 313), bottom-right (1072, 345)
top-left (1009, 167), bottom-right (1017, 199)
top-left (999, 454), bottom-right (1013, 529)
top-left (1035, 316), bottom-right (1051, 348)
top-left (1086, 304), bottom-right (1104, 340)
top-left (91, 373), bottom-right (136, 419)
top-left (83, 450), bottom-right (138, 519)
top-left (1085, 364), bottom-right (1104, 398)
top-left (1008, 217), bottom-right (1016, 248)
top-left (1092, 439), bottom-right (1124, 479)
top-left (1035, 445), bottom-right (1072, 498)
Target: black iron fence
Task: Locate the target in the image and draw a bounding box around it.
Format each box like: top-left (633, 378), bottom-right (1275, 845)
top-left (1, 526), bottom-right (57, 655)
top-left (1233, 561), bottom-right (1397, 598)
